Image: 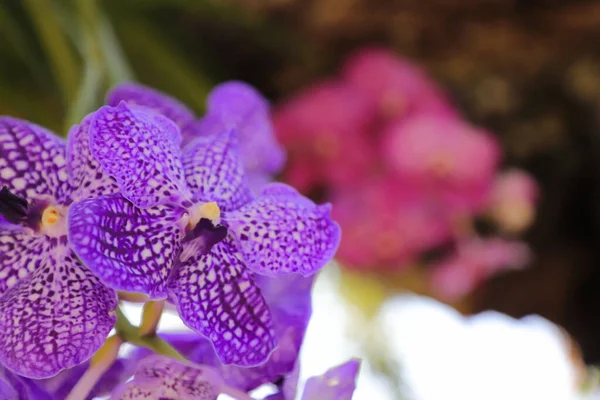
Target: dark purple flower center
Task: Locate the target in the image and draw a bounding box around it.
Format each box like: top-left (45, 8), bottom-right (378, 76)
top-left (183, 217), bottom-right (227, 255)
top-left (0, 186), bottom-right (54, 231)
top-left (0, 186), bottom-right (28, 225)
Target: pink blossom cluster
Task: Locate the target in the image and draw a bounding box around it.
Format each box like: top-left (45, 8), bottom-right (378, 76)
top-left (273, 48), bottom-right (539, 299)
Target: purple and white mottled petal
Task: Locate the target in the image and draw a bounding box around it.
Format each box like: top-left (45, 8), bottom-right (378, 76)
top-left (106, 83), bottom-right (196, 129)
top-left (68, 194), bottom-right (185, 299)
top-left (167, 236), bottom-right (276, 366)
top-left (66, 113), bottom-right (120, 202)
top-left (0, 117), bottom-right (69, 201)
top-left (131, 276), bottom-right (312, 393)
top-left (0, 243), bottom-right (117, 378)
top-left (225, 183), bottom-right (341, 276)
top-left (111, 355), bottom-right (223, 400)
top-left (90, 102), bottom-right (191, 208)
top-left (109, 379), bottom-right (163, 400)
top-left (0, 229), bottom-right (52, 296)
top-left (196, 82), bottom-right (286, 175)
top-left (182, 128), bottom-right (253, 211)
top-left (301, 359), bottom-right (361, 400)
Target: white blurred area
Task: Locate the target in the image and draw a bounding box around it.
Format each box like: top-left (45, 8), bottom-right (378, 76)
top-left (121, 265), bottom-right (600, 400)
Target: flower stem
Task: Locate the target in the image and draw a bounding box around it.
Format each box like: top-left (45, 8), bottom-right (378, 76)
top-left (139, 300), bottom-right (165, 337)
top-left (66, 335), bottom-right (123, 400)
top-left (115, 306), bottom-right (186, 361)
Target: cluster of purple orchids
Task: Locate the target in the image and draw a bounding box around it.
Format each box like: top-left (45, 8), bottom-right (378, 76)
top-left (0, 82), bottom-right (356, 399)
top-left (274, 48), bottom-right (539, 299)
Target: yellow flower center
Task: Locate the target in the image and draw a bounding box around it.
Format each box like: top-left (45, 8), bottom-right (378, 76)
top-left (188, 201), bottom-right (221, 229)
top-left (41, 206), bottom-right (60, 226)
top-left (40, 205), bottom-right (67, 237)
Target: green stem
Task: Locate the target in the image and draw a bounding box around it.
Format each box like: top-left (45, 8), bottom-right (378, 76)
top-left (139, 300), bottom-right (165, 337)
top-left (22, 0), bottom-right (79, 106)
top-left (115, 307), bottom-right (186, 361)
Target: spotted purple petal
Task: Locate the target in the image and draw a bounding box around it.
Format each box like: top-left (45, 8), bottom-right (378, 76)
top-left (111, 355), bottom-right (223, 400)
top-left (0, 244), bottom-right (117, 378)
top-left (90, 102), bottom-right (191, 208)
top-left (151, 276), bottom-right (312, 392)
top-left (167, 236), bottom-right (276, 366)
top-left (106, 83), bottom-right (196, 129)
top-left (66, 113), bottom-right (120, 202)
top-left (301, 359), bottom-right (361, 400)
top-left (182, 128), bottom-right (252, 211)
top-left (0, 117), bottom-right (69, 202)
top-left (0, 229), bottom-right (52, 295)
top-left (68, 194), bottom-right (186, 299)
top-left (110, 379), bottom-right (161, 400)
top-left (194, 82), bottom-right (286, 175)
top-left (224, 183), bottom-right (341, 276)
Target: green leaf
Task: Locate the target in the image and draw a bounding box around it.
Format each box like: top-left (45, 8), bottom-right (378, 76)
top-left (22, 0), bottom-right (80, 107)
top-left (112, 15), bottom-right (212, 113)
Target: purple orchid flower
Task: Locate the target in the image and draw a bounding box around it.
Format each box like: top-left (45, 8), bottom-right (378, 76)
top-left (299, 359), bottom-right (361, 400)
top-left (110, 355), bottom-right (224, 400)
top-left (67, 102), bottom-right (340, 366)
top-left (111, 355), bottom-right (360, 400)
top-left (130, 272), bottom-right (315, 392)
top-left (106, 81), bottom-right (286, 192)
top-left (0, 117), bottom-right (119, 378)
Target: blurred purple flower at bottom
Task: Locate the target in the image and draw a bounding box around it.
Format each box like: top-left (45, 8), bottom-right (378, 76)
top-left (112, 356), bottom-right (360, 400)
top-left (301, 359), bottom-right (360, 400)
top-left (111, 355), bottom-right (224, 400)
top-left (266, 359), bottom-right (361, 400)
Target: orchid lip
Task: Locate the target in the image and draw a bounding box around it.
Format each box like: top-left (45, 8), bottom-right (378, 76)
top-left (0, 186), bottom-right (68, 237)
top-left (179, 218), bottom-right (228, 262)
top-left (0, 186), bottom-right (28, 225)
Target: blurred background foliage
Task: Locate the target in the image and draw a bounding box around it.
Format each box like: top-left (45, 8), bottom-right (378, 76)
top-left (4, 0), bottom-right (600, 363)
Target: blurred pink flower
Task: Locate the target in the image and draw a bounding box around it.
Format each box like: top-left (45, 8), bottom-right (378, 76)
top-left (331, 180), bottom-right (452, 269)
top-left (342, 47), bottom-right (458, 120)
top-left (382, 115), bottom-right (502, 214)
top-left (273, 81), bottom-right (375, 191)
top-left (488, 169), bottom-right (539, 234)
top-left (430, 237), bottom-right (532, 300)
